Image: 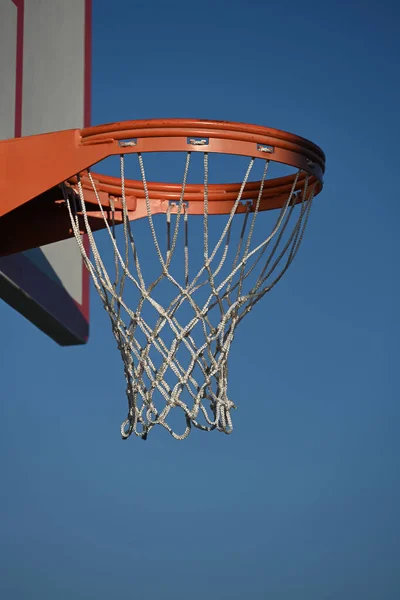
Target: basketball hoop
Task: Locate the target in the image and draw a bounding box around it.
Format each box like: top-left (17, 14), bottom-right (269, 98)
top-left (0, 119), bottom-right (326, 440)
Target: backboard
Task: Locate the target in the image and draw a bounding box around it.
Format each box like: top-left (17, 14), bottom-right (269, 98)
top-left (0, 0), bottom-right (91, 345)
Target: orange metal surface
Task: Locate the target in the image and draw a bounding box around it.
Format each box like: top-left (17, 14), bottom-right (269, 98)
top-left (0, 129), bottom-right (112, 218)
top-left (0, 119), bottom-right (326, 257)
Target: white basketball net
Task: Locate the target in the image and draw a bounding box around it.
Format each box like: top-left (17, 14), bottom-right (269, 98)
top-left (65, 152), bottom-right (316, 440)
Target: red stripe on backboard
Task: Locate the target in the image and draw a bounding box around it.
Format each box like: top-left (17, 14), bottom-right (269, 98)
top-left (12, 0), bottom-right (24, 137)
top-left (81, 236), bottom-right (90, 325)
top-left (84, 0), bottom-right (92, 129)
top-left (81, 0), bottom-right (92, 325)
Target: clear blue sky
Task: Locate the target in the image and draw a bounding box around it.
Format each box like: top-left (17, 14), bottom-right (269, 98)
top-left (1, 1), bottom-right (399, 598)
